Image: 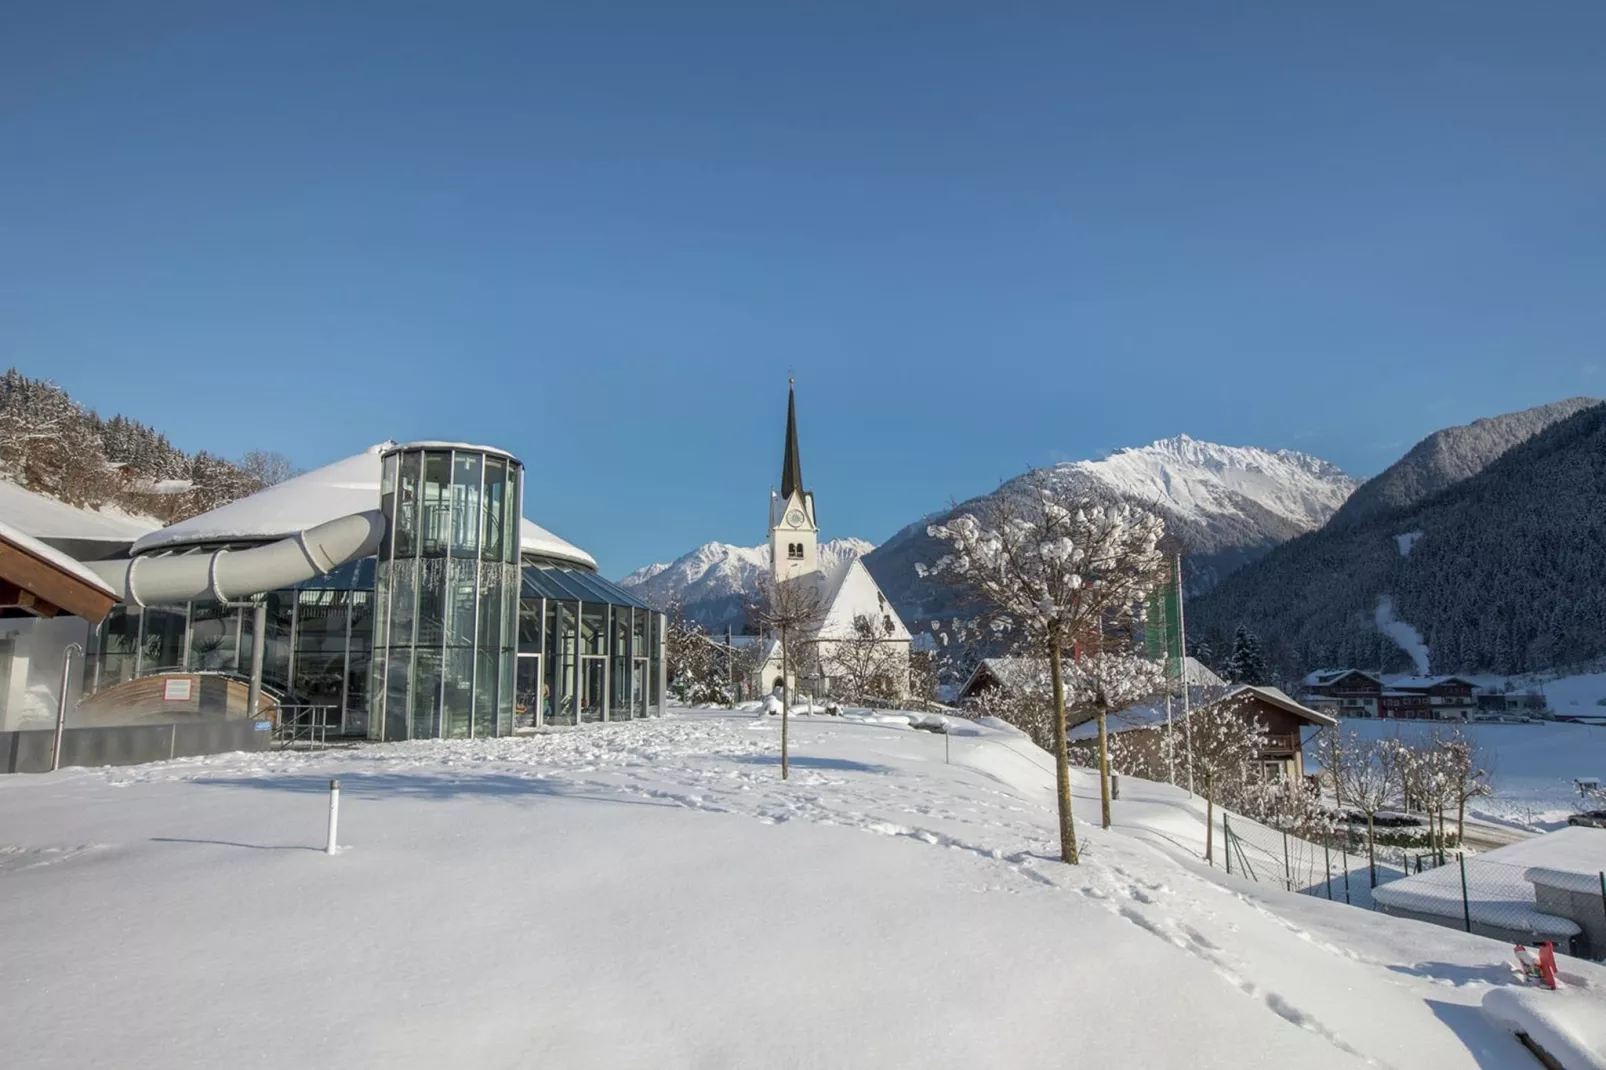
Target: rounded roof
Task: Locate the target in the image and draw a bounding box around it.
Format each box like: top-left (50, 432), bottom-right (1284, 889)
top-left (0, 479), bottom-right (157, 545)
top-left (133, 443), bottom-right (597, 570)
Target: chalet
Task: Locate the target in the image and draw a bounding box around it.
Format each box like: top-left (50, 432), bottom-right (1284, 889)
top-left (1301, 669), bottom-right (1382, 718)
top-left (1380, 675), bottom-right (1479, 721)
top-left (1072, 684), bottom-right (1335, 782)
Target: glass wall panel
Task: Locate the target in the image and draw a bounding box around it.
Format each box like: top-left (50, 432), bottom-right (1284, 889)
top-left (580, 656), bottom-right (606, 724)
top-left (394, 451), bottom-right (421, 558)
top-left (518, 599), bottom-right (543, 652)
top-left (294, 590), bottom-right (349, 730)
top-left (451, 451), bottom-right (483, 558)
top-left (385, 645), bottom-right (411, 740)
top-left (140, 606), bottom-right (188, 674)
top-left (443, 645), bottom-right (474, 738)
top-left (611, 606), bottom-right (630, 721)
top-left (481, 457), bottom-right (507, 563)
top-left (420, 451), bottom-right (452, 557)
top-left (548, 601), bottom-right (577, 726)
top-left (415, 558), bottom-right (447, 650)
top-left (188, 603), bottom-right (239, 672)
top-left (650, 611), bottom-right (663, 713)
top-left (91, 606), bottom-right (141, 690)
top-left (633, 659), bottom-right (648, 718)
top-left (264, 592), bottom-right (295, 693)
top-left (411, 646), bottom-right (442, 739)
top-left (515, 655), bottom-right (542, 729)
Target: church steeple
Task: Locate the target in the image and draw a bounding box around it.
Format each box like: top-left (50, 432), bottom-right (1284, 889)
top-left (769, 378), bottom-right (817, 584)
top-left (780, 378), bottom-right (804, 500)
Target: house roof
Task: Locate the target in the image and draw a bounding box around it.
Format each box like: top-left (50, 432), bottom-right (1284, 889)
top-left (1384, 675), bottom-right (1477, 692)
top-left (1302, 668), bottom-right (1381, 687)
top-left (0, 478), bottom-right (156, 547)
top-left (1071, 683), bottom-right (1335, 740)
top-left (0, 515), bottom-right (118, 621)
top-left (132, 443), bottom-right (597, 570)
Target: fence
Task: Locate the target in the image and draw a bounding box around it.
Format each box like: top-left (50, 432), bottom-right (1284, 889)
top-left (1221, 813), bottom-right (1606, 961)
top-left (1, 719), bottom-right (275, 774)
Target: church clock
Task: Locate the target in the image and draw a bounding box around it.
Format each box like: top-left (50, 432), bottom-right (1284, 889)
top-left (786, 509), bottom-right (805, 527)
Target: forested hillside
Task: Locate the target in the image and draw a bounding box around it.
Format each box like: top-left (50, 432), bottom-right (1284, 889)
top-left (0, 369), bottom-right (291, 523)
top-left (1191, 401), bottom-right (1606, 679)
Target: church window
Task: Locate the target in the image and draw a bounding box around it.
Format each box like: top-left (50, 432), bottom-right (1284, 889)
top-left (787, 542), bottom-right (804, 560)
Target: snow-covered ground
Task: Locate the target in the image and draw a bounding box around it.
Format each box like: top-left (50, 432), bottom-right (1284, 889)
top-left (1309, 718), bottom-right (1606, 831)
top-left (3, 710), bottom-right (1602, 1068)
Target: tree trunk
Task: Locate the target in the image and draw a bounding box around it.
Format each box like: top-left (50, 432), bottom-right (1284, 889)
top-left (1457, 793), bottom-right (1467, 845)
top-left (1366, 811), bottom-right (1377, 887)
top-left (1049, 642), bottom-right (1079, 864)
top-left (780, 624), bottom-right (790, 780)
top-left (1097, 690), bottom-right (1112, 830)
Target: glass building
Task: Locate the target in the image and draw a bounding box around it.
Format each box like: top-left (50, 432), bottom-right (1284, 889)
top-left (82, 442), bottom-right (665, 739)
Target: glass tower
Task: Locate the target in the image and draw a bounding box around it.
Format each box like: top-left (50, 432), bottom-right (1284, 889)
top-left (370, 444), bottom-right (522, 740)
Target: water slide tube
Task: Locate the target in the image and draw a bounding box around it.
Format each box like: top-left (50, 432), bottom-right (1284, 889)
top-left (86, 511), bottom-right (386, 606)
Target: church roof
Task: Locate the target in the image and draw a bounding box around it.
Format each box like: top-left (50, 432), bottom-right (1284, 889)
top-left (780, 381), bottom-right (804, 501)
top-left (812, 557), bottom-right (911, 641)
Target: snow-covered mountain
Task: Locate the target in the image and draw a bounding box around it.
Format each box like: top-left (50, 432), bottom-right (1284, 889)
top-left (862, 436), bottom-right (1357, 622)
top-left (618, 537), bottom-right (876, 628)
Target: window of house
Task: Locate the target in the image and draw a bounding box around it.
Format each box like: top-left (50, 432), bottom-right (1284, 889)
top-left (788, 542), bottom-right (803, 560)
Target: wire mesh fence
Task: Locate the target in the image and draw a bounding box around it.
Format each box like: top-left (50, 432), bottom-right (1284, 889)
top-left (1220, 813), bottom-right (1606, 961)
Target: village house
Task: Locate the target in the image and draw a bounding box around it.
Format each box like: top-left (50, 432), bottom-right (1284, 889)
top-left (1301, 669), bottom-right (1382, 718)
top-left (1071, 683), bottom-right (1335, 782)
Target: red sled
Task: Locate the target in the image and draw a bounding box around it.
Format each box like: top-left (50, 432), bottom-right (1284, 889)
top-left (1513, 943), bottom-right (1559, 989)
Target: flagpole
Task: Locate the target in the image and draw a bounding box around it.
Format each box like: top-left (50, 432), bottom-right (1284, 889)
top-left (1176, 553), bottom-right (1194, 797)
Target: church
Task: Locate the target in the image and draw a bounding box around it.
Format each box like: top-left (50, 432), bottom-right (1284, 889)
top-left (753, 382), bottom-right (911, 701)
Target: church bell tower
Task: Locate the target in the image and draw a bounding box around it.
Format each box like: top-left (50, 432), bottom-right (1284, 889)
top-left (769, 379), bottom-right (818, 584)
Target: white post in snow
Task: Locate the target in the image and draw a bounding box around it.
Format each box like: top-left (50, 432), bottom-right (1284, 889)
top-left (1165, 693), bottom-right (1174, 786)
top-left (325, 778), bottom-right (341, 855)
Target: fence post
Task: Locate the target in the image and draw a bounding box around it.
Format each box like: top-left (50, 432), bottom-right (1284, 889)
top-left (1342, 842), bottom-right (1351, 905)
top-left (1324, 840), bottom-right (1333, 900)
top-left (1224, 815), bottom-right (1231, 876)
top-left (1458, 853), bottom-right (1472, 933)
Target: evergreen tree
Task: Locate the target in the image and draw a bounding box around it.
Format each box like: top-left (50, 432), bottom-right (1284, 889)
top-left (1223, 625), bottom-right (1268, 685)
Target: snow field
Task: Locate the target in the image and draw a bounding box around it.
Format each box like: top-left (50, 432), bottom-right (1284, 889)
top-left (1, 710), bottom-right (1602, 1068)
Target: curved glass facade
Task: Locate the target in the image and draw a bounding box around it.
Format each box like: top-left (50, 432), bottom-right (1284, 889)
top-left (82, 440), bottom-right (668, 738)
top-left (370, 445), bottom-right (522, 741)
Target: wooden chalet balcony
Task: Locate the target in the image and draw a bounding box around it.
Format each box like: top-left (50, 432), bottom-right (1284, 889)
top-left (1259, 733), bottom-right (1300, 755)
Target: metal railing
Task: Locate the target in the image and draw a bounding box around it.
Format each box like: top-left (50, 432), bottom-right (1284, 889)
top-left (275, 705), bottom-right (339, 751)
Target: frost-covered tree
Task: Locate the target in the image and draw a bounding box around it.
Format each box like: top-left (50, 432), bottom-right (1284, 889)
top-left (1441, 728), bottom-right (1493, 844)
top-left (1164, 693), bottom-right (1268, 864)
top-left (239, 449), bottom-right (296, 488)
top-left (920, 471), bottom-right (1169, 864)
top-left (1335, 736), bottom-right (1404, 885)
top-left (747, 573), bottom-right (823, 780)
top-left (1069, 650), bottom-right (1168, 828)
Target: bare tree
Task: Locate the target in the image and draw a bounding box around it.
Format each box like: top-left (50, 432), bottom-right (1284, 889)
top-left (1441, 727), bottom-right (1493, 844)
top-left (748, 573), bottom-right (823, 780)
top-left (823, 613), bottom-right (903, 704)
top-left (1336, 736), bottom-right (1404, 885)
top-left (921, 472), bottom-right (1169, 864)
top-left (1062, 650), bottom-right (1168, 828)
top-left (1398, 737), bottom-right (1457, 860)
top-left (1312, 726), bottom-right (1347, 811)
top-left (239, 449), bottom-right (296, 488)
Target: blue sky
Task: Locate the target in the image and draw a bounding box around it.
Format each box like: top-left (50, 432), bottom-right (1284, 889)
top-left (3, 3), bottom-right (1602, 576)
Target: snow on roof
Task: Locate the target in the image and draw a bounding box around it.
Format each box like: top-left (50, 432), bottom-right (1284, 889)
top-left (1302, 668), bottom-right (1380, 687)
top-left (1071, 683), bottom-right (1334, 740)
top-left (391, 441), bottom-right (519, 460)
top-left (133, 443), bottom-right (597, 569)
top-left (0, 515), bottom-right (116, 598)
top-left (811, 557), bottom-right (909, 641)
top-left (1374, 828), bottom-right (1606, 936)
top-left (520, 518), bottom-right (596, 571)
top-left (1383, 675), bottom-right (1478, 691)
top-left (962, 657), bottom-right (1049, 697)
top-left (134, 445), bottom-right (387, 553)
top-left (0, 479), bottom-right (157, 545)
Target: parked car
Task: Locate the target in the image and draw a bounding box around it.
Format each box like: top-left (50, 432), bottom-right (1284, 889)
top-left (1567, 810), bottom-right (1606, 829)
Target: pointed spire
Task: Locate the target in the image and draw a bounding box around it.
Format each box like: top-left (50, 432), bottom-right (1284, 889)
top-left (780, 378), bottom-right (804, 500)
